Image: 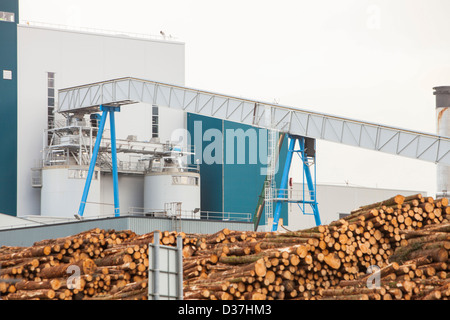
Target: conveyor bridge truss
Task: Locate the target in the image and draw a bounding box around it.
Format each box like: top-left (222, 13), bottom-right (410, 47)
top-left (58, 77), bottom-right (450, 229)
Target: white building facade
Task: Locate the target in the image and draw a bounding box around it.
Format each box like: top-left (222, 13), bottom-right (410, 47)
top-left (16, 22), bottom-right (186, 217)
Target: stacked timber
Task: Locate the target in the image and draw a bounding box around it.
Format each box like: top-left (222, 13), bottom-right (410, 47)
top-left (0, 193), bottom-right (448, 300)
top-left (319, 222), bottom-right (450, 300)
top-left (182, 193), bottom-right (449, 300)
top-left (0, 228), bottom-right (142, 300)
top-left (0, 228), bottom-right (196, 300)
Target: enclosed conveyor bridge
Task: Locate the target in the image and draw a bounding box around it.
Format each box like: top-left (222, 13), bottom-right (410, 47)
top-left (58, 77), bottom-right (450, 165)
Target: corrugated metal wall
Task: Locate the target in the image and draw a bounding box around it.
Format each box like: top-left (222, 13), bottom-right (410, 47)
top-left (187, 113), bottom-right (289, 226)
top-left (0, 0), bottom-right (18, 216)
top-left (0, 216), bottom-right (253, 247)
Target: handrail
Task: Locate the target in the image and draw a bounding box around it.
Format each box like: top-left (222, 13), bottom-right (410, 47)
top-left (128, 207), bottom-right (252, 222)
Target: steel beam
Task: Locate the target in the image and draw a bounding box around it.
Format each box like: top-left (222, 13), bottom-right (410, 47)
top-left (298, 137), bottom-right (321, 226)
top-left (272, 138), bottom-right (295, 231)
top-left (75, 105), bottom-right (120, 219)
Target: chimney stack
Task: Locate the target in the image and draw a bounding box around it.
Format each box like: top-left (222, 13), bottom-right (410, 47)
top-left (433, 86), bottom-right (450, 198)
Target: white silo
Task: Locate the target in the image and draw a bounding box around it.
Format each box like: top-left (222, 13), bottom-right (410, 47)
top-left (143, 151), bottom-right (201, 219)
top-left (40, 165), bottom-right (101, 217)
top-left (434, 86), bottom-right (450, 198)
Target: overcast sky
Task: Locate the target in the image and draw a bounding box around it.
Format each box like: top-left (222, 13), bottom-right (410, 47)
top-left (19, 0), bottom-right (450, 196)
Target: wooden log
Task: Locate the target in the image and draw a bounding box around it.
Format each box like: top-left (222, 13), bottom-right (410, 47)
top-left (351, 195), bottom-right (405, 214)
top-left (320, 293), bottom-right (370, 300)
top-left (390, 246), bottom-right (448, 264)
top-left (321, 286), bottom-right (385, 297)
top-left (95, 252), bottom-right (132, 266)
top-left (323, 253), bottom-right (341, 270)
top-left (4, 289), bottom-right (56, 300)
top-left (0, 245), bottom-right (52, 261)
top-left (38, 259), bottom-right (96, 279)
top-left (14, 278), bottom-right (61, 291)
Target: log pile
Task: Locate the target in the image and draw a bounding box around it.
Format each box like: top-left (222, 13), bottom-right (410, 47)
top-left (183, 193), bottom-right (449, 300)
top-left (0, 227), bottom-right (209, 300)
top-left (319, 222), bottom-right (450, 300)
top-left (0, 228), bottom-right (143, 300)
top-left (0, 193), bottom-right (448, 300)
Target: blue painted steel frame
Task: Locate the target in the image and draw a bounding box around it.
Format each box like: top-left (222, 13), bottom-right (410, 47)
top-left (76, 105), bottom-right (120, 219)
top-left (298, 138), bottom-right (321, 226)
top-left (109, 109), bottom-right (120, 216)
top-left (271, 135), bottom-right (321, 231)
top-left (271, 138), bottom-right (295, 231)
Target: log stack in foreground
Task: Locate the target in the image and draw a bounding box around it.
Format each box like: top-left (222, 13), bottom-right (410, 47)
top-left (0, 193), bottom-right (448, 300)
top-left (320, 222), bottom-right (450, 300)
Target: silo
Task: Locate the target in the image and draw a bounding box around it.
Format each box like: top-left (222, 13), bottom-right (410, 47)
top-left (40, 165), bottom-right (101, 217)
top-left (143, 154), bottom-right (201, 219)
top-left (434, 86), bottom-right (450, 198)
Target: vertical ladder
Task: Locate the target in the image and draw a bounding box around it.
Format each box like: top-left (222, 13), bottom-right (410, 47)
top-left (264, 128), bottom-right (278, 231)
top-left (253, 132), bottom-right (285, 231)
top-left (166, 202), bottom-right (182, 233)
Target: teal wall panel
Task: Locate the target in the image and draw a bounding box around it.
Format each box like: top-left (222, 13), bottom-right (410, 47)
top-left (0, 0), bottom-right (18, 216)
top-left (187, 113), bottom-right (223, 216)
top-left (187, 113), bottom-right (288, 227)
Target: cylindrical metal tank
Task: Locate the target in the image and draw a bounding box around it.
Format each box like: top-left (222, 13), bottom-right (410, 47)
top-left (143, 171), bottom-right (201, 219)
top-left (434, 86), bottom-right (450, 198)
top-left (41, 165), bottom-right (101, 218)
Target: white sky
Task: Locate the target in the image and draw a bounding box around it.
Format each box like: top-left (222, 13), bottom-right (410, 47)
top-left (19, 0), bottom-right (450, 196)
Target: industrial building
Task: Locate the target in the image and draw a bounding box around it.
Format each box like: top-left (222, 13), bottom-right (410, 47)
top-left (1, 0), bottom-right (449, 246)
top-left (0, 0), bottom-right (285, 239)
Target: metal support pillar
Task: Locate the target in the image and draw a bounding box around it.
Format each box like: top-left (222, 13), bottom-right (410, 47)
top-left (298, 137), bottom-right (321, 226)
top-left (109, 109), bottom-right (120, 217)
top-left (271, 138), bottom-right (295, 231)
top-left (152, 231), bottom-right (160, 300)
top-left (75, 105), bottom-right (120, 219)
top-left (271, 135), bottom-right (321, 231)
top-left (176, 235), bottom-right (184, 300)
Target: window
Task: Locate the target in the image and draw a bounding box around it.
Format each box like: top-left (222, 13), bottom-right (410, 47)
top-left (152, 105), bottom-right (159, 138)
top-left (47, 72), bottom-right (55, 129)
top-left (0, 11), bottom-right (15, 23)
top-left (3, 70), bottom-right (12, 80)
top-left (172, 176), bottom-right (199, 186)
top-left (68, 169), bottom-right (98, 180)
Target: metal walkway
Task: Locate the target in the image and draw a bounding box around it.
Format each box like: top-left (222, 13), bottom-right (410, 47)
top-left (58, 77), bottom-right (450, 165)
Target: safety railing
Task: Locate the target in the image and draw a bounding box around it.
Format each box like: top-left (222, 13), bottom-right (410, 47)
top-left (127, 208), bottom-right (252, 222)
top-left (270, 188), bottom-right (316, 202)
